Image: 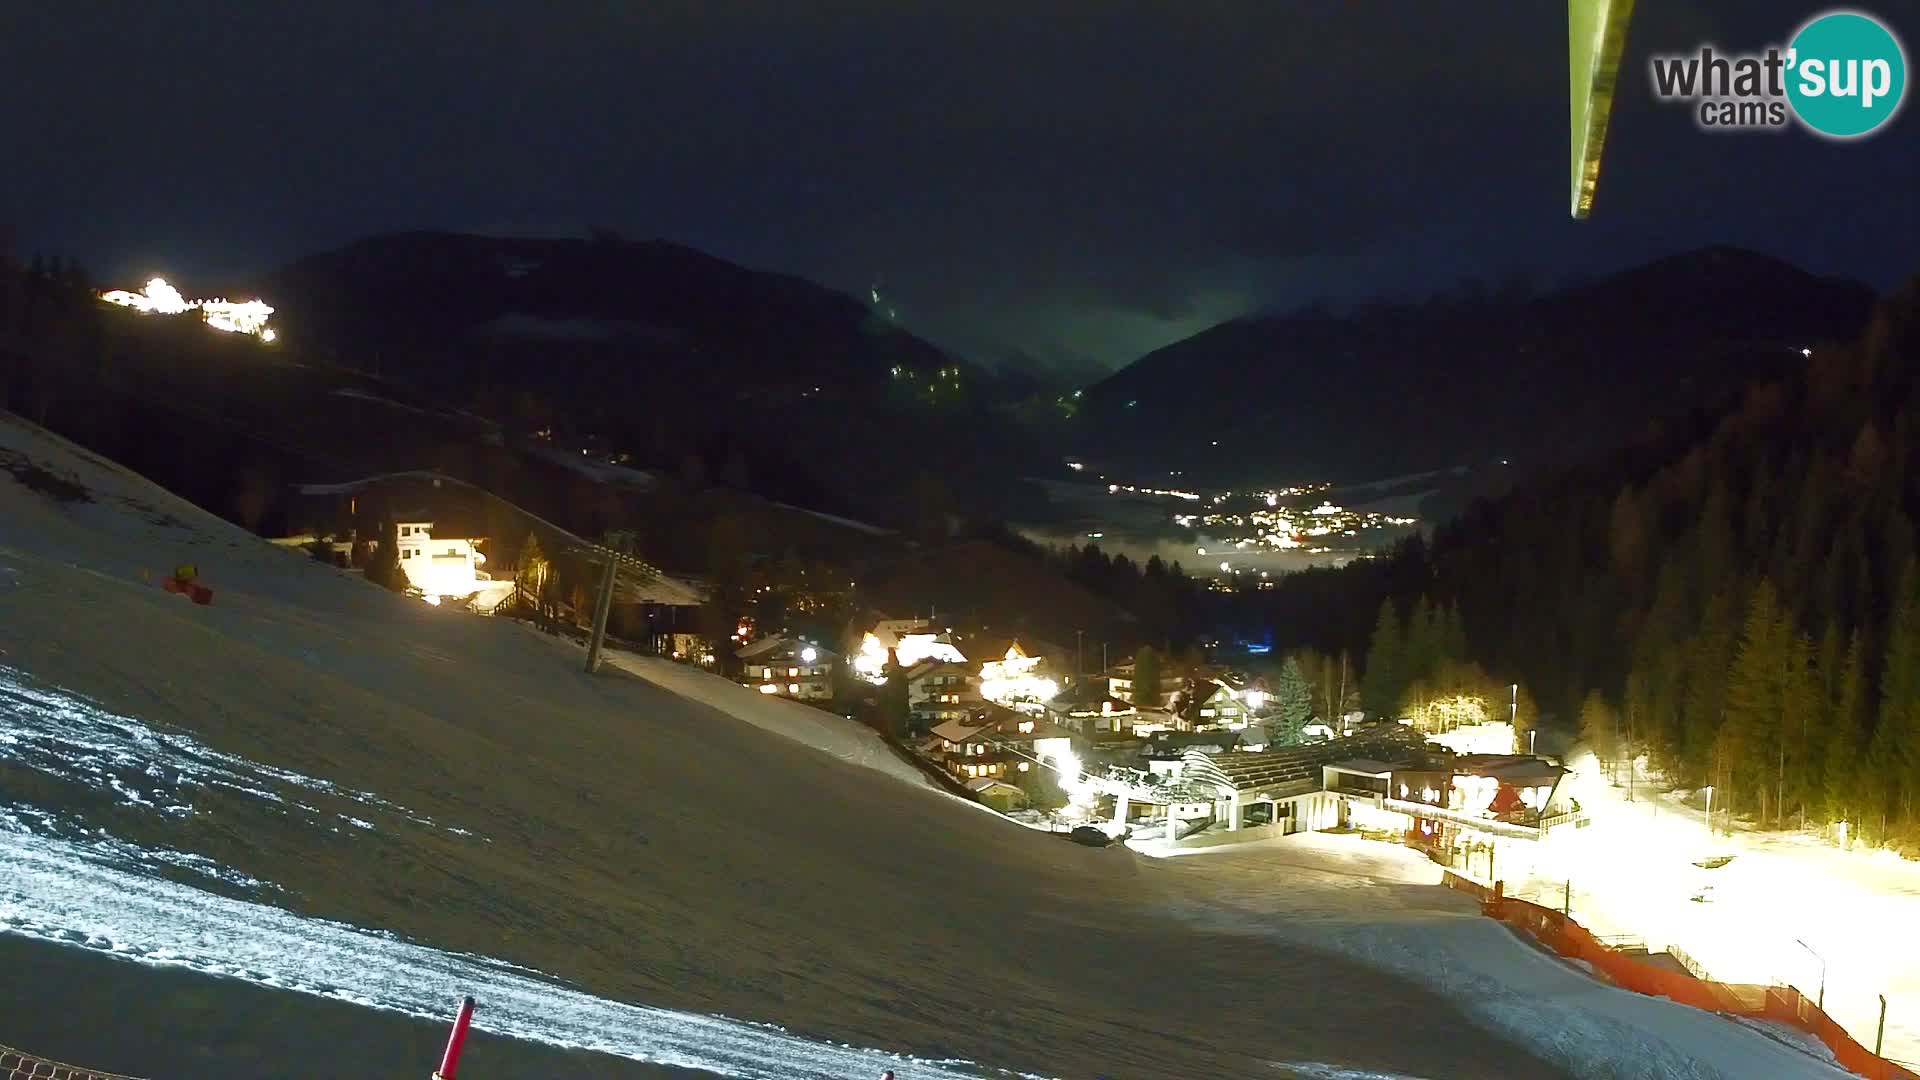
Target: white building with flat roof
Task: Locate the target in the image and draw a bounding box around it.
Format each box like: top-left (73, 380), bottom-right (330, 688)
top-left (394, 521), bottom-right (488, 599)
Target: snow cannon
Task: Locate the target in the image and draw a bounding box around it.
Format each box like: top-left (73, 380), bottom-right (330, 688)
top-left (162, 563), bottom-right (214, 605)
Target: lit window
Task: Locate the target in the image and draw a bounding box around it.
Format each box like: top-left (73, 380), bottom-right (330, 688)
top-left (762, 667), bottom-right (773, 679)
top-left (788, 667), bottom-right (799, 677)
top-left (1017, 721), bottom-right (1035, 734)
top-left (788, 683), bottom-right (800, 694)
top-left (758, 684), bottom-right (779, 694)
top-left (1019, 761), bottom-right (1031, 772)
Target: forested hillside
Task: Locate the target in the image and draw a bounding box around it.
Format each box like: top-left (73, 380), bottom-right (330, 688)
top-left (1283, 273), bottom-right (1920, 846)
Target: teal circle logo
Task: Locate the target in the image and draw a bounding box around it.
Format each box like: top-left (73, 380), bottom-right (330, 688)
top-left (1786, 11), bottom-right (1907, 138)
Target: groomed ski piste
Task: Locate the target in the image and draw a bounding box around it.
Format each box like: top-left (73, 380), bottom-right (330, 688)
top-left (0, 413), bottom-right (1854, 1078)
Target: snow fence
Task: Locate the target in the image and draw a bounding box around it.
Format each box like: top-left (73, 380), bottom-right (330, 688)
top-left (1, 1043), bottom-right (143, 1080)
top-left (1443, 871), bottom-right (1919, 1080)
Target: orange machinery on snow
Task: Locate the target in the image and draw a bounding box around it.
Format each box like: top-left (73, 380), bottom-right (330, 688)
top-left (161, 563), bottom-right (214, 605)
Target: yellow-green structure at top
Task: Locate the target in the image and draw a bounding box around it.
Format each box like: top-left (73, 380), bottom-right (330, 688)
top-left (1570, 0), bottom-right (1638, 218)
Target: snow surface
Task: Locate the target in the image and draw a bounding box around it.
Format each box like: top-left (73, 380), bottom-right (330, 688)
top-left (530, 446), bottom-right (660, 491)
top-left (0, 830), bottom-right (1013, 1080)
top-left (1501, 750), bottom-right (1920, 1066)
top-left (329, 388), bottom-right (459, 422)
top-left (0, 413), bottom-right (1862, 1078)
top-left (1152, 832), bottom-right (1853, 1080)
top-left (598, 651), bottom-right (933, 790)
top-left (0, 664), bottom-right (469, 839)
top-left (767, 500), bottom-right (896, 536)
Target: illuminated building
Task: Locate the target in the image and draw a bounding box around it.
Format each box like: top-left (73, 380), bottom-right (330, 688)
top-left (393, 520), bottom-right (489, 600)
top-left (977, 641), bottom-right (1061, 713)
top-left (1105, 660), bottom-right (1182, 706)
top-left (905, 659), bottom-right (981, 729)
top-left (930, 705), bottom-right (1080, 788)
top-left (735, 636), bottom-right (838, 701)
top-left (1040, 678), bottom-right (1137, 737)
top-left (99, 277), bottom-right (277, 340)
top-left (849, 618), bottom-right (967, 683)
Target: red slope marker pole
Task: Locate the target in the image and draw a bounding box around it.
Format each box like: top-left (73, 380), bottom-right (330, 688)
top-left (433, 996), bottom-right (477, 1080)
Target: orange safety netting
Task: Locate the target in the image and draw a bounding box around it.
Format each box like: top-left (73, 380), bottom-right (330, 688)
top-left (1442, 872), bottom-right (1920, 1080)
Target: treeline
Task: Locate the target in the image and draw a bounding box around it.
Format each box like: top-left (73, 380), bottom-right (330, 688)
top-left (1356, 597), bottom-right (1537, 745)
top-left (0, 251), bottom-right (107, 421)
top-left (1280, 274), bottom-right (1920, 846)
top-left (1049, 542), bottom-right (1203, 652)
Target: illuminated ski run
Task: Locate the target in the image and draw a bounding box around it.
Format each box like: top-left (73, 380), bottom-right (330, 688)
top-left (0, 829), bottom-right (1028, 1080)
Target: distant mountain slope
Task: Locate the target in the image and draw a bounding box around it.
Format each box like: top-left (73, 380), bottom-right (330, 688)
top-left (1080, 248), bottom-right (1876, 483)
top-left (266, 231), bottom-right (954, 394)
top-left (259, 232), bottom-right (1040, 521)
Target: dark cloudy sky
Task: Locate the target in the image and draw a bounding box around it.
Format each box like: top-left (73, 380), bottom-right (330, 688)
top-left (4, 1), bottom-right (1916, 374)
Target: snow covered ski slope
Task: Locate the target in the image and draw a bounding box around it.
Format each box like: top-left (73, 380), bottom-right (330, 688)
top-left (0, 414), bottom-right (1851, 1078)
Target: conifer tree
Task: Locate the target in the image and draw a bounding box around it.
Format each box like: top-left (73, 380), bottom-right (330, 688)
top-left (1579, 690), bottom-right (1618, 778)
top-left (365, 521), bottom-right (406, 593)
top-left (1724, 580), bottom-right (1787, 823)
top-left (1781, 629), bottom-right (1820, 825)
top-left (1274, 656), bottom-right (1313, 745)
top-left (1824, 632), bottom-right (1867, 825)
top-left (1132, 646), bottom-right (1163, 708)
top-left (1879, 561), bottom-right (1920, 822)
top-left (1405, 596), bottom-right (1438, 686)
top-left (1361, 599), bottom-right (1403, 719)
top-left (879, 648), bottom-right (911, 740)
top-left (1439, 603), bottom-right (1468, 665)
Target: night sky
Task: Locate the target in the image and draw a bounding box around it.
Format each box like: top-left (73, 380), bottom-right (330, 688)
top-left (6, 2), bottom-right (1915, 375)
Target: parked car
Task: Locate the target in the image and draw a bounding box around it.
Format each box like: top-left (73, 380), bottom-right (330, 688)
top-left (1067, 825), bottom-right (1115, 848)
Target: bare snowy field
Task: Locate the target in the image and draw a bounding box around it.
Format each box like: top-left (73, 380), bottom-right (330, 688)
top-left (0, 415), bottom-right (1847, 1078)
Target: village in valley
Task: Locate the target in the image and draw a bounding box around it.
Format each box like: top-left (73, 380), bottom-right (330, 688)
top-left (268, 467), bottom-right (1582, 879)
top-left (722, 615), bottom-right (1580, 869)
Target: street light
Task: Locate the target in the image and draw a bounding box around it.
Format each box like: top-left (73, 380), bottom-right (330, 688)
top-left (1794, 938), bottom-right (1826, 1010)
top-left (1511, 684), bottom-right (1531, 754)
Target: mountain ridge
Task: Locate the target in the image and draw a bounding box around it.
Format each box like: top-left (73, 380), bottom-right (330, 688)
top-left (1077, 246), bottom-right (1877, 484)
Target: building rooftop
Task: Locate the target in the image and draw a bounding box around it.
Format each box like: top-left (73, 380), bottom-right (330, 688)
top-left (1182, 725), bottom-right (1434, 801)
top-left (1453, 754), bottom-right (1568, 784)
top-left (1146, 730), bottom-right (1243, 757)
top-left (1324, 758), bottom-right (1406, 776)
top-left (930, 717), bottom-right (990, 744)
top-left (904, 658), bottom-right (972, 682)
top-left (965, 777), bottom-right (1022, 794)
top-left (736, 636), bottom-right (837, 663)
top-left (1044, 677), bottom-right (1134, 714)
